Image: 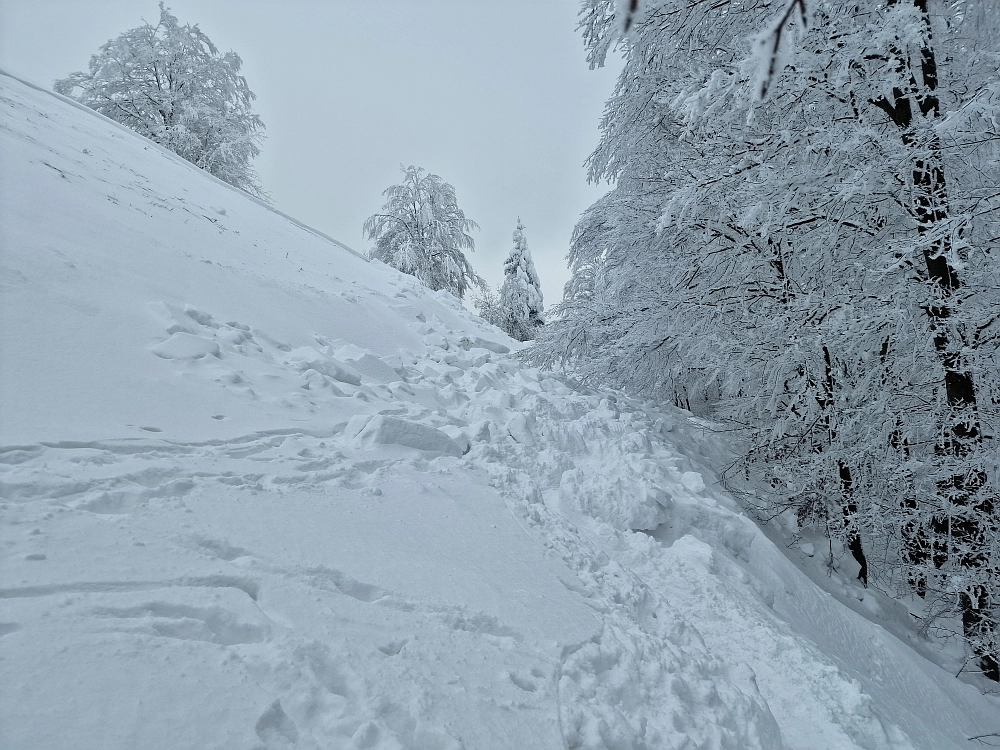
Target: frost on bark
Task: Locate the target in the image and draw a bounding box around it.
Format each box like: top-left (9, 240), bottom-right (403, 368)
top-left (868, 0), bottom-right (997, 681)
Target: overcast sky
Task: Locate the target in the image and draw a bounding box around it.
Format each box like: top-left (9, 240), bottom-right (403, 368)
top-left (0, 0), bottom-right (621, 308)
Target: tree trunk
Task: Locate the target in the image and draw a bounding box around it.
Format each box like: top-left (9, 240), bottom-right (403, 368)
top-left (875, 0), bottom-right (997, 680)
top-left (818, 346), bottom-right (868, 586)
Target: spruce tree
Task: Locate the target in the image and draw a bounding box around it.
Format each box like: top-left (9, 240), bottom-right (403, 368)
top-left (498, 220), bottom-right (544, 341)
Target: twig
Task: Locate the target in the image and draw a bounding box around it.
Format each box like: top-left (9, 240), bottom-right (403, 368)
top-left (967, 732), bottom-right (1000, 746)
top-left (620, 0), bottom-right (642, 34)
top-left (956, 655), bottom-right (972, 678)
top-left (759, 0), bottom-right (809, 99)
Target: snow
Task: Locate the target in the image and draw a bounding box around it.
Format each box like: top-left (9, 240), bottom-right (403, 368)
top-left (1, 70), bottom-right (998, 750)
top-left (353, 416), bottom-right (466, 456)
top-left (151, 331), bottom-right (223, 360)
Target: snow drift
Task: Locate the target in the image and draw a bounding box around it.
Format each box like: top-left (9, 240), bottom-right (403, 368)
top-left (0, 70), bottom-right (996, 750)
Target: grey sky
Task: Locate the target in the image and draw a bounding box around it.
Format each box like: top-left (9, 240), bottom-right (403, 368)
top-left (0, 0), bottom-right (621, 309)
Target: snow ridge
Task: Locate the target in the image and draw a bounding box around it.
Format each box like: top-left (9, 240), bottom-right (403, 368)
top-left (0, 67), bottom-right (364, 260)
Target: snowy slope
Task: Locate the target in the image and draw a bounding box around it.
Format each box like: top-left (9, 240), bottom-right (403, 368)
top-left (1, 71), bottom-right (997, 750)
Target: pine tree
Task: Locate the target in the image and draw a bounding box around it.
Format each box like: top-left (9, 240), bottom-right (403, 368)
top-left (364, 166), bottom-right (483, 299)
top-left (497, 220), bottom-right (544, 341)
top-left (54, 3), bottom-right (266, 198)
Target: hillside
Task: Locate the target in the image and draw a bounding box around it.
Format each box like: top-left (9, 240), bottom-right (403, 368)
top-left (1, 70), bottom-right (997, 750)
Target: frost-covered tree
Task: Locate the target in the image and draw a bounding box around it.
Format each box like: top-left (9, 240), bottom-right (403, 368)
top-left (472, 284), bottom-right (504, 329)
top-left (539, 0), bottom-right (1000, 679)
top-left (54, 3), bottom-right (266, 198)
top-left (364, 166), bottom-right (483, 299)
top-left (497, 220), bottom-right (544, 341)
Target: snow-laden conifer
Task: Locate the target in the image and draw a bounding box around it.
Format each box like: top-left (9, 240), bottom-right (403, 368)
top-left (497, 220), bottom-right (544, 341)
top-left (364, 166), bottom-right (483, 299)
top-left (54, 3), bottom-right (266, 198)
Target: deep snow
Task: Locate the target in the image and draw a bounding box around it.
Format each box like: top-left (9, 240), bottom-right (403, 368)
top-left (1, 70), bottom-right (997, 750)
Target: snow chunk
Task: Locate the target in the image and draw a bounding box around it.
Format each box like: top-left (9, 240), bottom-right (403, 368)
top-left (423, 333), bottom-right (449, 350)
top-left (150, 332), bottom-right (220, 360)
top-left (506, 413), bottom-right (535, 446)
top-left (344, 413), bottom-right (372, 439)
top-left (680, 471), bottom-right (706, 494)
top-left (356, 416), bottom-right (464, 456)
top-left (284, 347), bottom-right (362, 385)
top-left (458, 336), bottom-right (509, 354)
top-left (438, 424), bottom-right (471, 454)
top-left (559, 468), bottom-right (671, 531)
top-left (333, 345), bottom-right (400, 384)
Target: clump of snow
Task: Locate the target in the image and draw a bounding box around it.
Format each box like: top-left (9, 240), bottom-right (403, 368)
top-left (458, 335), bottom-right (510, 354)
top-left (355, 415), bottom-right (465, 456)
top-left (332, 342), bottom-right (402, 384)
top-left (150, 331), bottom-right (221, 360)
top-left (284, 347), bottom-right (363, 386)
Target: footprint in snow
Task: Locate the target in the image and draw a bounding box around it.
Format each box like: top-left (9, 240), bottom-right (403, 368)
top-left (255, 700), bottom-right (299, 747)
top-left (509, 672), bottom-right (537, 692)
top-left (377, 639), bottom-right (407, 656)
top-left (190, 536), bottom-right (253, 562)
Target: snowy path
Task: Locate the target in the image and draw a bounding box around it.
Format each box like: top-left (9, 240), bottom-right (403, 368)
top-left (6, 319), bottom-right (994, 748)
top-left (1, 324), bottom-right (776, 749)
top-left (2, 71), bottom-right (998, 749)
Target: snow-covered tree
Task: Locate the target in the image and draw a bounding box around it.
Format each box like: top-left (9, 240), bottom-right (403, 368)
top-left (364, 166), bottom-right (483, 299)
top-left (472, 284), bottom-right (503, 329)
top-left (538, 0), bottom-right (1000, 679)
top-left (55, 3), bottom-right (266, 198)
top-left (497, 220), bottom-right (544, 341)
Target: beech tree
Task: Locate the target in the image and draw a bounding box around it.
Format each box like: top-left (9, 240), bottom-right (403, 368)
top-left (55, 3), bottom-right (266, 198)
top-left (364, 166), bottom-right (483, 299)
top-left (497, 220), bottom-right (544, 341)
top-left (541, 0), bottom-right (1000, 679)
top-left (472, 284), bottom-right (504, 330)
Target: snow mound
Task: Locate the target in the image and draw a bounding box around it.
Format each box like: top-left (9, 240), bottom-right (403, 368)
top-left (332, 343), bottom-right (402, 384)
top-left (1, 70), bottom-right (997, 750)
top-left (151, 332), bottom-right (222, 360)
top-left (284, 347), bottom-right (363, 386)
top-left (354, 415), bottom-right (465, 456)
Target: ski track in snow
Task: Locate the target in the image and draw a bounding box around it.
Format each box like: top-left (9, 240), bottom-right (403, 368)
top-left (2, 71), bottom-right (998, 750)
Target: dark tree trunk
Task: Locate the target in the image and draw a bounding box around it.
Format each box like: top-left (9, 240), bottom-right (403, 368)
top-left (873, 0), bottom-right (997, 680)
top-left (840, 463), bottom-right (868, 588)
top-left (818, 346), bottom-right (868, 586)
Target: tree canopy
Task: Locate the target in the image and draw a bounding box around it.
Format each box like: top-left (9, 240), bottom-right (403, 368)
top-left (364, 166), bottom-right (483, 299)
top-left (55, 3), bottom-right (266, 198)
top-left (537, 0), bottom-right (1000, 679)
